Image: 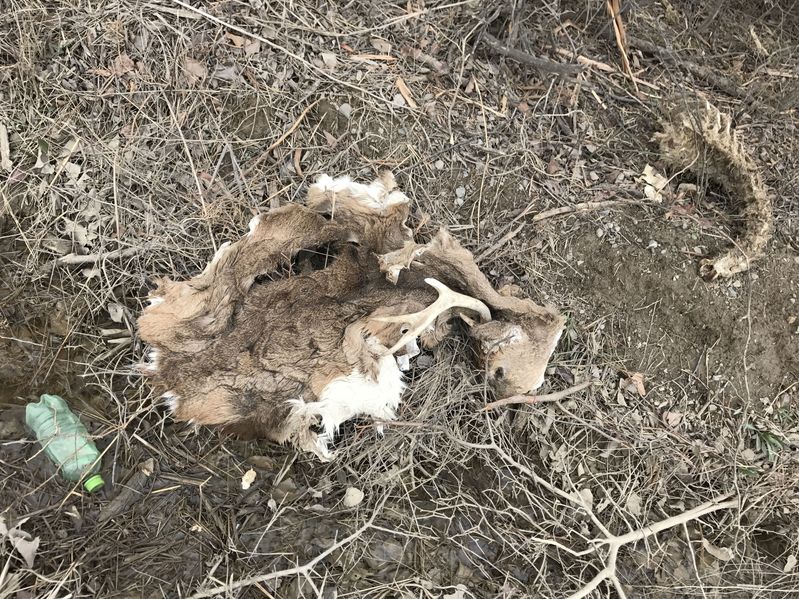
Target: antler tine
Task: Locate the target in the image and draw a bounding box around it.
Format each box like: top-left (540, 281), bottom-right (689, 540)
top-left (375, 278), bottom-right (491, 355)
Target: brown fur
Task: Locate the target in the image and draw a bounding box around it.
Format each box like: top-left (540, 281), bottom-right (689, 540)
top-left (137, 172), bottom-right (565, 454)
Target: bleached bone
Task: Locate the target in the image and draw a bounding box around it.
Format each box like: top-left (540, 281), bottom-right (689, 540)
top-left (373, 278), bottom-right (491, 354)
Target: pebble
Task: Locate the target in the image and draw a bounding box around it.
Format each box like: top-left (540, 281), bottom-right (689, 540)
top-left (337, 103), bottom-right (352, 119)
top-left (596, 228), bottom-right (605, 238)
top-left (455, 186), bottom-right (466, 198)
top-left (434, 159), bottom-right (444, 170)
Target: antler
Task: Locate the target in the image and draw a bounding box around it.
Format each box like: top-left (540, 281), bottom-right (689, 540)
top-left (374, 278), bottom-right (491, 354)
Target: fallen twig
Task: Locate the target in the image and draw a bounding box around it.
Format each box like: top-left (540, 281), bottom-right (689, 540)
top-left (459, 436), bottom-right (739, 599)
top-left (481, 32), bottom-right (582, 77)
top-left (480, 381), bottom-right (598, 412)
top-left (606, 0), bottom-right (638, 92)
top-left (186, 496), bottom-right (386, 598)
top-left (533, 199), bottom-right (635, 222)
top-left (564, 494), bottom-right (739, 599)
top-left (98, 458), bottom-right (156, 523)
top-left (630, 36), bottom-right (763, 109)
top-left (58, 247), bottom-right (142, 265)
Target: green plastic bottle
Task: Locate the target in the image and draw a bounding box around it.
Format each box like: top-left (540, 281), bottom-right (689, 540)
top-left (25, 394), bottom-right (105, 493)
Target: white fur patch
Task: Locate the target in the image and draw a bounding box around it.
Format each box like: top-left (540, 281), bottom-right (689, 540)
top-left (289, 353), bottom-right (405, 451)
top-left (211, 241), bottom-right (231, 263)
top-left (312, 174), bottom-right (409, 212)
top-left (141, 348), bottom-right (160, 373)
top-left (161, 391), bottom-right (179, 412)
top-left (148, 296), bottom-right (164, 307)
top-left (248, 214), bottom-right (261, 234)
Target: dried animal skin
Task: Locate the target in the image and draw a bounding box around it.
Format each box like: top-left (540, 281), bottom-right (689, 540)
top-left (655, 98), bottom-right (772, 279)
top-left (137, 172), bottom-right (565, 459)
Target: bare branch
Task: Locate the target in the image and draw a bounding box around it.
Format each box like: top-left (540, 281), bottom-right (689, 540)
top-left (481, 32), bottom-right (583, 76)
top-left (480, 381), bottom-right (598, 412)
top-left (186, 496), bottom-right (386, 598)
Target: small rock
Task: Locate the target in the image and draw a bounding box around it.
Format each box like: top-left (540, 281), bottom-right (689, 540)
top-left (392, 93), bottom-right (406, 107)
top-left (338, 103), bottom-right (352, 119)
top-left (342, 486), bottom-right (364, 508)
top-left (434, 159), bottom-right (444, 170)
top-left (455, 186), bottom-right (466, 198)
top-left (596, 228), bottom-right (605, 238)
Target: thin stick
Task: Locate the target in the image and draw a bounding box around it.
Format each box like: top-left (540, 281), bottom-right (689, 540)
top-left (564, 495), bottom-right (737, 599)
top-left (480, 381), bottom-right (598, 412)
top-left (58, 247), bottom-right (142, 265)
top-left (186, 497), bottom-right (385, 598)
top-left (243, 100), bottom-right (319, 176)
top-left (481, 32), bottom-right (582, 77)
top-left (532, 199), bottom-right (636, 222)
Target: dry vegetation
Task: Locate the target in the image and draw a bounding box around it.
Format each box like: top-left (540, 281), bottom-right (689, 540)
top-left (1, 1), bottom-right (799, 598)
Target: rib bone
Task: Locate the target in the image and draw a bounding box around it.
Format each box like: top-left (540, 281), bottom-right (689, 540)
top-left (374, 278), bottom-right (491, 354)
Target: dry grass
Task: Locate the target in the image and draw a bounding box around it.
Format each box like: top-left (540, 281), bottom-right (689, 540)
top-left (2, 1), bottom-right (799, 598)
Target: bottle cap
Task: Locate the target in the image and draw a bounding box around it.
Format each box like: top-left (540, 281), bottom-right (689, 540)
top-left (84, 474), bottom-right (105, 493)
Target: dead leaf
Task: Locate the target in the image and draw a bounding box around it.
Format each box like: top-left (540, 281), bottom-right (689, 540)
top-left (224, 32), bottom-right (246, 47)
top-left (63, 161), bottom-right (81, 181)
top-left (701, 538), bottom-right (733, 562)
top-left (620, 372), bottom-right (646, 397)
top-left (110, 53), bottom-right (136, 76)
top-left (370, 37), bottom-right (392, 54)
top-left (33, 140), bottom-right (53, 174)
top-left (0, 516), bottom-right (40, 568)
top-left (241, 468), bottom-right (256, 490)
top-left (570, 488), bottom-right (594, 509)
top-left (639, 164), bottom-right (670, 203)
top-left (320, 52), bottom-right (338, 69)
top-left (63, 219), bottom-right (93, 248)
top-left (784, 554), bottom-right (797, 573)
top-left (626, 491), bottom-right (643, 516)
top-left (342, 487), bottom-right (364, 507)
top-left (443, 584), bottom-right (468, 599)
top-left (323, 131), bottom-right (338, 147)
top-left (664, 411), bottom-right (683, 428)
top-left (244, 39), bottom-right (261, 56)
top-left (42, 236), bottom-right (73, 256)
top-left (211, 64), bottom-right (240, 82)
top-left (107, 303), bottom-right (124, 323)
top-left (395, 77), bottom-right (418, 109)
top-left (184, 57), bottom-right (207, 85)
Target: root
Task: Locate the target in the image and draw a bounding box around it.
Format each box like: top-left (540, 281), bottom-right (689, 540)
top-left (654, 98), bottom-right (773, 279)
